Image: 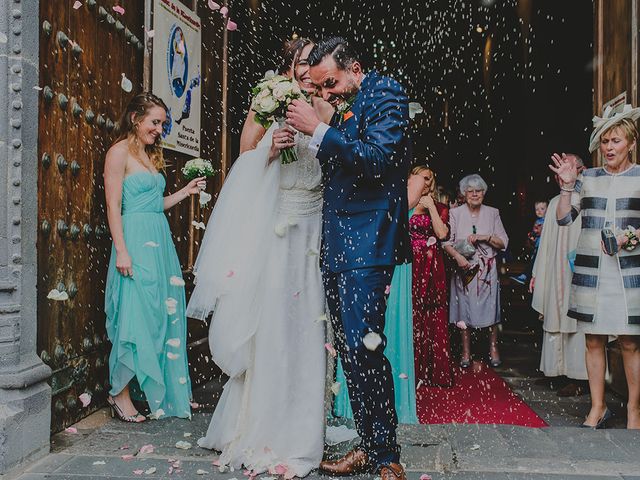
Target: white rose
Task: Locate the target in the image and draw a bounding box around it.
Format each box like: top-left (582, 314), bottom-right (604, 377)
top-left (259, 96), bottom-right (277, 114)
top-left (272, 82), bottom-right (292, 100)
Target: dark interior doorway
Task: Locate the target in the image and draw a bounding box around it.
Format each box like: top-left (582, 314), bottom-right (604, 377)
top-left (224, 0), bottom-right (593, 255)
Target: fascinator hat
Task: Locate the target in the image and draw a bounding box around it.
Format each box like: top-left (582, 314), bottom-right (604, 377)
top-left (588, 103), bottom-right (640, 153)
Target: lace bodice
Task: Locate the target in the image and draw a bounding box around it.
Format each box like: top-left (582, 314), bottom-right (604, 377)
top-left (279, 134), bottom-right (322, 191)
top-left (278, 133), bottom-right (322, 216)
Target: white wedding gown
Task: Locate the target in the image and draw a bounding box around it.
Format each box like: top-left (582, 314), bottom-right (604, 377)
top-left (188, 127), bottom-right (327, 477)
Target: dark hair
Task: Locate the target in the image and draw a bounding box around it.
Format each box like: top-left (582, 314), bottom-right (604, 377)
top-left (307, 36), bottom-right (359, 70)
top-left (278, 37), bottom-right (313, 75)
top-left (114, 92), bottom-right (168, 170)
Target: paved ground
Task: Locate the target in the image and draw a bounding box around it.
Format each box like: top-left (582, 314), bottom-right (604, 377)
top-left (9, 286), bottom-right (640, 479)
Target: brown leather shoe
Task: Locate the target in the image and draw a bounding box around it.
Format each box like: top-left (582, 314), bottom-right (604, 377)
top-left (319, 448), bottom-right (369, 475)
top-left (380, 463), bottom-right (406, 480)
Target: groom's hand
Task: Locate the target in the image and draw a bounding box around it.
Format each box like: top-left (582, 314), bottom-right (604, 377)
top-left (287, 99), bottom-right (321, 136)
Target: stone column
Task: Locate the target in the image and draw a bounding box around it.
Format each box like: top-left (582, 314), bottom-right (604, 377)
top-left (0, 0), bottom-right (52, 474)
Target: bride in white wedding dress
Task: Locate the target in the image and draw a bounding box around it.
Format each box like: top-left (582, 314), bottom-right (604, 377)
top-left (186, 38), bottom-right (333, 478)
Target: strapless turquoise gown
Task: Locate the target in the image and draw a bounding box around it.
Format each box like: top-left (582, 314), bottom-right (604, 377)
top-left (105, 172), bottom-right (192, 419)
top-left (333, 218), bottom-right (418, 423)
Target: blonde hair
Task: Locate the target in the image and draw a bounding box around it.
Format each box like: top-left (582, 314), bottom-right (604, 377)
top-left (114, 92), bottom-right (167, 171)
top-left (411, 165), bottom-right (439, 200)
top-left (601, 118), bottom-right (639, 163)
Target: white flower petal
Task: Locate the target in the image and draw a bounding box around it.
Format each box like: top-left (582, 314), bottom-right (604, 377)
top-left (409, 102), bottom-right (424, 119)
top-left (175, 440), bottom-right (192, 450)
top-left (121, 73), bottom-right (133, 93)
top-left (398, 373), bottom-right (409, 379)
top-left (330, 382), bottom-right (341, 395)
top-left (192, 221), bottom-right (206, 230)
top-left (144, 241), bottom-right (160, 248)
top-left (148, 408), bottom-right (165, 420)
top-left (165, 297), bottom-right (178, 315)
top-left (79, 393), bottom-right (92, 407)
top-left (426, 236), bottom-right (437, 247)
top-left (196, 469), bottom-right (208, 475)
top-left (170, 276), bottom-right (185, 286)
top-left (47, 289), bottom-right (69, 301)
top-left (274, 223), bottom-right (287, 237)
top-left (179, 377), bottom-right (187, 384)
top-left (363, 332), bottom-right (382, 351)
top-left (199, 191), bottom-right (212, 206)
top-left (145, 467), bottom-right (157, 474)
top-left (167, 352), bottom-right (180, 360)
top-left (166, 338), bottom-right (181, 348)
top-left (93, 460), bottom-right (106, 465)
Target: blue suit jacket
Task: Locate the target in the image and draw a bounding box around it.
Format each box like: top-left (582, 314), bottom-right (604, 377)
top-left (317, 71), bottom-right (412, 273)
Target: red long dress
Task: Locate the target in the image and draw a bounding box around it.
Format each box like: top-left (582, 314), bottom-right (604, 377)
top-left (410, 204), bottom-right (453, 387)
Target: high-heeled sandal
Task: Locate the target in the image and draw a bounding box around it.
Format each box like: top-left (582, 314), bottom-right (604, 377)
top-left (580, 408), bottom-right (613, 429)
top-left (107, 397), bottom-right (146, 423)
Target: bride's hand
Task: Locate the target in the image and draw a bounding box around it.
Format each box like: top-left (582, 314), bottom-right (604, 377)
top-left (269, 126), bottom-right (296, 163)
top-left (183, 177), bottom-right (206, 195)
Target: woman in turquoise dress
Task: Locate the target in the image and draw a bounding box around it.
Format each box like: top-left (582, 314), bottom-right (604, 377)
top-left (333, 171), bottom-right (426, 424)
top-left (104, 93), bottom-right (206, 423)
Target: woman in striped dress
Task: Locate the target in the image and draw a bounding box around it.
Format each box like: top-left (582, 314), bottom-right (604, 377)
top-left (551, 105), bottom-right (640, 429)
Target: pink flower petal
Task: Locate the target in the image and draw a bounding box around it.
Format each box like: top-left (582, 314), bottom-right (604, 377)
top-left (426, 236), bottom-right (437, 247)
top-left (384, 284), bottom-right (391, 294)
top-left (139, 444), bottom-right (154, 454)
top-left (212, 460), bottom-right (221, 466)
top-left (208, 0), bottom-right (221, 10)
top-left (226, 270), bottom-right (234, 278)
top-left (220, 6), bottom-right (229, 16)
top-left (73, 1), bottom-right (82, 9)
top-left (133, 470), bottom-right (144, 475)
top-left (226, 19), bottom-right (238, 31)
top-left (274, 464), bottom-right (288, 475)
top-left (64, 427), bottom-right (78, 434)
top-left (120, 445), bottom-right (130, 450)
top-left (324, 343), bottom-right (337, 358)
top-left (79, 392), bottom-right (92, 407)
top-left (113, 5), bottom-right (125, 15)
top-left (399, 373), bottom-right (409, 379)
top-left (121, 454), bottom-right (135, 461)
top-left (420, 475), bottom-right (433, 480)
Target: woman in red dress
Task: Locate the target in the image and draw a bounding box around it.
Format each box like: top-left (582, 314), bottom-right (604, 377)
top-left (410, 166), bottom-right (453, 387)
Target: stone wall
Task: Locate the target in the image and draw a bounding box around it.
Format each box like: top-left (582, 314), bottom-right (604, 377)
top-left (0, 0), bottom-right (52, 474)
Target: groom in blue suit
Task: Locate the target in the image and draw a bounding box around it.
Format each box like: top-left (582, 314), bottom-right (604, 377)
top-left (287, 37), bottom-right (411, 480)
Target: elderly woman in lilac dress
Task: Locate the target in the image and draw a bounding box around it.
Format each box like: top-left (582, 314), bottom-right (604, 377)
top-left (443, 174), bottom-right (509, 368)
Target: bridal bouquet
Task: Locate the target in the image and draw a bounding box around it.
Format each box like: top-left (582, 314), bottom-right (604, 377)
top-left (251, 73), bottom-right (304, 164)
top-left (182, 158), bottom-right (216, 180)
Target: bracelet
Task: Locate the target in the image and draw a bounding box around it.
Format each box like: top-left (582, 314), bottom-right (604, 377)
top-left (560, 185), bottom-right (575, 192)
